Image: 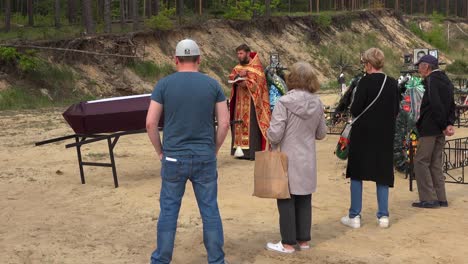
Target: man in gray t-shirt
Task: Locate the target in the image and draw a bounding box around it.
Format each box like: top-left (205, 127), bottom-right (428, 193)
top-left (146, 39), bottom-right (230, 264)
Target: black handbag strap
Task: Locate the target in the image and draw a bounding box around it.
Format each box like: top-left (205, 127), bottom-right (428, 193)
top-left (351, 75), bottom-right (387, 125)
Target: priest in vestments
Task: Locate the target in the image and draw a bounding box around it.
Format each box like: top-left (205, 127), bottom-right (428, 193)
top-left (229, 44), bottom-right (271, 160)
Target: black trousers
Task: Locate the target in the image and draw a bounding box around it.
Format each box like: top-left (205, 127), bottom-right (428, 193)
top-left (277, 194), bottom-right (312, 245)
top-left (230, 98), bottom-right (262, 161)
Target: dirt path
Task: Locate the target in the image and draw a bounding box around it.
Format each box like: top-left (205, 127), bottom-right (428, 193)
top-left (1, 102), bottom-right (468, 264)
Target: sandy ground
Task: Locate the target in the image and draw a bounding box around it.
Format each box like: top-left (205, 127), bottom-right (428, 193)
top-left (2, 94), bottom-right (468, 264)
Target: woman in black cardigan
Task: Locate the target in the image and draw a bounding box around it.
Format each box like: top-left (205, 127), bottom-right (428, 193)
top-left (340, 48), bottom-right (400, 229)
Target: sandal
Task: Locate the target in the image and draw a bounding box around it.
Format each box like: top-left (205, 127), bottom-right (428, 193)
top-left (298, 243), bottom-right (310, 250)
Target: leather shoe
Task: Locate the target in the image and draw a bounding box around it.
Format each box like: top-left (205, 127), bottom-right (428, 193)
top-left (439, 201), bottom-right (449, 207)
top-left (412, 201), bottom-right (440, 208)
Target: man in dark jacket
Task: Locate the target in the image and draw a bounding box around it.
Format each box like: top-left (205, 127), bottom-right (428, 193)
top-left (413, 55), bottom-right (456, 208)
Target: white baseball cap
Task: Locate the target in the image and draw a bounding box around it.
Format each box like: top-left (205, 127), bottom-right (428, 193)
top-left (175, 39), bottom-right (200, 57)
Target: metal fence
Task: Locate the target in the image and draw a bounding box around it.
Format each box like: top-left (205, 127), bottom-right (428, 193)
top-left (325, 110), bottom-right (349, 135)
top-left (443, 137), bottom-right (468, 184)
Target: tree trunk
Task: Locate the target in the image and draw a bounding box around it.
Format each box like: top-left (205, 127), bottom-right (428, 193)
top-left (446, 0), bottom-right (449, 16)
top-left (68, 0), bottom-right (78, 24)
top-left (317, 0), bottom-right (320, 12)
top-left (454, 0), bottom-right (457, 16)
top-left (424, 0), bottom-right (427, 15)
top-left (132, 0), bottom-right (139, 31)
top-left (104, 0), bottom-right (111, 33)
top-left (152, 0), bottom-right (159, 15)
top-left (126, 0), bottom-right (130, 19)
top-left (97, 0), bottom-right (104, 21)
top-left (27, 0), bottom-right (34, 26)
top-left (265, 0), bottom-right (271, 17)
top-left (146, 0), bottom-right (152, 18)
top-left (120, 0), bottom-right (125, 30)
top-left (82, 0), bottom-right (95, 34)
top-left (55, 0), bottom-right (61, 28)
top-left (20, 0), bottom-right (26, 16)
top-left (176, 0), bottom-right (183, 17)
top-left (5, 0), bottom-right (11, 32)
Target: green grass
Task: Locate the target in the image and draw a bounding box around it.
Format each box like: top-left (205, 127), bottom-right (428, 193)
top-left (315, 32), bottom-right (401, 78)
top-left (200, 55), bottom-right (238, 96)
top-left (0, 24), bottom-right (83, 41)
top-left (128, 60), bottom-right (175, 82)
top-left (27, 62), bottom-right (77, 98)
top-left (446, 60), bottom-right (468, 76)
top-left (0, 86), bottom-right (94, 111)
top-left (320, 80), bottom-right (341, 93)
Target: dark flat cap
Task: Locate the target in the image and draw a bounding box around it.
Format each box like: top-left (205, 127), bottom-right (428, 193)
top-left (415, 54), bottom-right (439, 67)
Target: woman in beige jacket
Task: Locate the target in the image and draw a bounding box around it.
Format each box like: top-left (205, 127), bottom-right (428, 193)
top-left (266, 62), bottom-right (327, 253)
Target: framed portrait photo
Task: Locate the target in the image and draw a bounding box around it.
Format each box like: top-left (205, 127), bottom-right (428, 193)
top-left (413, 48), bottom-right (429, 64)
top-left (429, 49), bottom-right (439, 59)
top-left (269, 52), bottom-right (279, 67)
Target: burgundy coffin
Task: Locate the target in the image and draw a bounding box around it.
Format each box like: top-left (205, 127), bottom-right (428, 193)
top-left (63, 94), bottom-right (163, 134)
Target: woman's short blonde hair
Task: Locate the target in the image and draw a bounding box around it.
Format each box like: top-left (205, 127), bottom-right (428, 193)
top-left (286, 62), bottom-right (320, 93)
top-left (362, 48), bottom-right (385, 70)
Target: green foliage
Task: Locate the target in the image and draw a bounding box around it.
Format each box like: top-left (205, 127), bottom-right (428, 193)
top-left (17, 55), bottom-right (40, 72)
top-left (430, 11), bottom-right (445, 23)
top-left (25, 61), bottom-right (76, 99)
top-left (313, 13), bottom-right (332, 28)
top-left (223, 0), bottom-right (281, 20)
top-left (0, 85), bottom-right (94, 111)
top-left (145, 14), bottom-right (174, 31)
top-left (209, 9), bottom-right (226, 18)
top-left (408, 21), bottom-right (424, 38)
top-left (320, 80), bottom-right (340, 92)
top-left (160, 8), bottom-right (177, 18)
top-left (0, 47), bottom-right (18, 63)
top-left (446, 60), bottom-right (468, 75)
top-left (0, 86), bottom-right (88, 111)
top-left (0, 86), bottom-right (52, 110)
top-left (315, 32), bottom-right (401, 78)
top-left (129, 60), bottom-right (175, 81)
top-left (408, 13), bottom-right (448, 51)
top-left (224, 0), bottom-right (255, 20)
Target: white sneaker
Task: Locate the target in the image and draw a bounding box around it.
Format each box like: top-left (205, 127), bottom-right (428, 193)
top-left (266, 241), bottom-right (295, 254)
top-left (378, 216), bottom-right (390, 228)
top-left (341, 215), bottom-right (361, 228)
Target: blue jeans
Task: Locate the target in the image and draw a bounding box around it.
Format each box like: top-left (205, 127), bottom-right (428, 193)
top-left (150, 155), bottom-right (225, 264)
top-left (349, 179), bottom-right (389, 219)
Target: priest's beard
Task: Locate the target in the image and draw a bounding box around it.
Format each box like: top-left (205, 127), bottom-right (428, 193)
top-left (239, 56), bottom-right (250, 66)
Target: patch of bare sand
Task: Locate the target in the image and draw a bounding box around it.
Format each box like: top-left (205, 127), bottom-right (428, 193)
top-left (1, 108), bottom-right (468, 263)
top-left (0, 79), bottom-right (10, 91)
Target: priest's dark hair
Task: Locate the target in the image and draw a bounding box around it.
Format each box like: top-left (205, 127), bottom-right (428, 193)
top-left (236, 44), bottom-right (251, 53)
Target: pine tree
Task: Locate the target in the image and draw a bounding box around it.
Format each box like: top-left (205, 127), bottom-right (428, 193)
top-left (104, 0), bottom-right (111, 33)
top-left (27, 0), bottom-right (33, 26)
top-left (82, 0), bottom-right (95, 34)
top-left (5, 0), bottom-right (11, 32)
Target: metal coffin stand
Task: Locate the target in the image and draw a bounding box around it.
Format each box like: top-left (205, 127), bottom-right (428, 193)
top-left (35, 129), bottom-right (146, 188)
